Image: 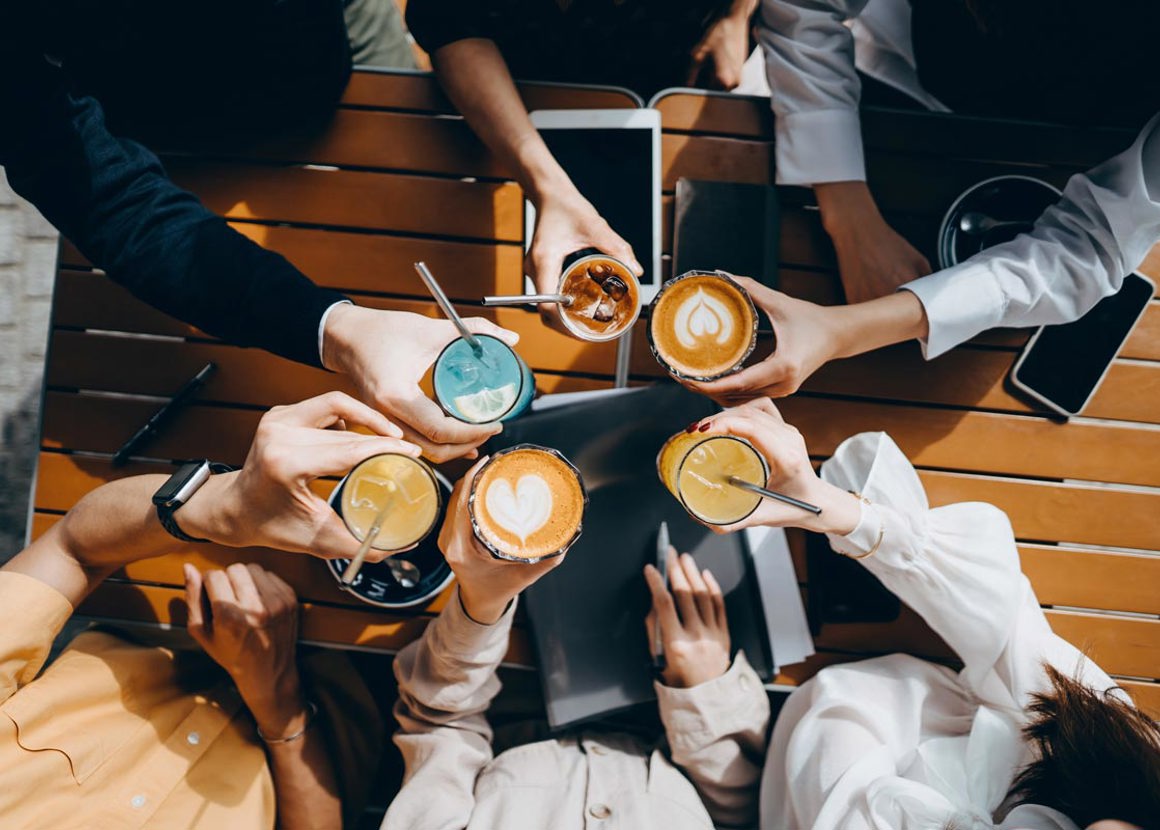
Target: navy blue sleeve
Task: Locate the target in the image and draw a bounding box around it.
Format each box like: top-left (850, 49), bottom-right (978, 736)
top-left (0, 45), bottom-right (347, 368)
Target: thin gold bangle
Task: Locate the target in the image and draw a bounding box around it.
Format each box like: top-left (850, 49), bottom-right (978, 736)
top-left (257, 701), bottom-right (318, 745)
top-left (841, 492), bottom-right (884, 560)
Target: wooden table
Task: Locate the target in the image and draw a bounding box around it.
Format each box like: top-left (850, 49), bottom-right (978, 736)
top-left (35, 70), bottom-right (1160, 715)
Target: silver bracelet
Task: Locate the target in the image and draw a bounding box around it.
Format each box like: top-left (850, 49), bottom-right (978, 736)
top-left (257, 701), bottom-right (318, 745)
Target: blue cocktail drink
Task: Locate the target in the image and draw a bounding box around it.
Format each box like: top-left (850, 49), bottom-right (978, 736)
top-left (433, 334), bottom-right (535, 424)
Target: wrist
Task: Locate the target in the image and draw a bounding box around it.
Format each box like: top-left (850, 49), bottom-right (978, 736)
top-left (320, 301), bottom-right (362, 374)
top-left (800, 482), bottom-right (862, 536)
top-left (815, 180), bottom-right (876, 238)
top-left (728, 0), bottom-right (758, 18)
top-left (175, 472), bottom-right (241, 546)
top-left (239, 673), bottom-right (307, 736)
top-left (458, 583), bottom-right (514, 625)
top-left (513, 133), bottom-right (579, 207)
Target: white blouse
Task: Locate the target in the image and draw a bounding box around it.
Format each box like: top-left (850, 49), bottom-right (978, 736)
top-left (759, 431), bottom-right (1128, 830)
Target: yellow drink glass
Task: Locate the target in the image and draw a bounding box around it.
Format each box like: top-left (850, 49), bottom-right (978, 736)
top-left (657, 432), bottom-right (769, 525)
top-left (339, 454), bottom-right (442, 552)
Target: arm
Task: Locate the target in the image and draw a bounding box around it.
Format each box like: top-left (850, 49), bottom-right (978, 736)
top-left (818, 431), bottom-right (1119, 702)
top-left (183, 564), bottom-right (341, 830)
top-left (412, 29), bottom-right (641, 326)
top-left (386, 457), bottom-right (566, 830)
top-left (3, 392), bottom-right (419, 608)
top-left (689, 112), bottom-right (1159, 400)
top-left (903, 113), bottom-right (1160, 358)
top-left (646, 551), bottom-right (771, 828)
top-left (756, 0), bottom-right (930, 302)
top-left (688, 0), bottom-right (760, 91)
top-left (0, 46), bottom-right (346, 368)
top-left (755, 0), bottom-right (871, 186)
top-left (684, 276), bottom-right (927, 402)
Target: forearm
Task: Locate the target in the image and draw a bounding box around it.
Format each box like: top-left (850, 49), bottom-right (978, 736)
top-left (757, 0), bottom-right (868, 185)
top-left (254, 698), bottom-right (342, 830)
top-left (827, 290), bottom-right (930, 360)
top-left (657, 654), bottom-right (771, 827)
top-left (3, 472), bottom-right (238, 607)
top-left (431, 39), bottom-right (576, 205)
top-left (387, 590), bottom-right (511, 827)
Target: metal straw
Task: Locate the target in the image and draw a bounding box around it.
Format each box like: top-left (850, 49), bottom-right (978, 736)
top-left (414, 261), bottom-right (482, 355)
top-left (340, 485), bottom-right (397, 586)
top-left (726, 476), bottom-right (823, 515)
top-left (483, 293), bottom-right (573, 307)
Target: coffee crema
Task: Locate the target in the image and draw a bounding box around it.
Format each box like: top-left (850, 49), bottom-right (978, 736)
top-left (648, 271), bottom-right (757, 380)
top-left (470, 445), bottom-right (587, 562)
top-left (558, 255), bottom-right (641, 341)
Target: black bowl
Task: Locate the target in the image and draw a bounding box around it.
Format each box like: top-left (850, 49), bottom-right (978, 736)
top-left (938, 175), bottom-right (1061, 269)
top-left (326, 471), bottom-right (454, 609)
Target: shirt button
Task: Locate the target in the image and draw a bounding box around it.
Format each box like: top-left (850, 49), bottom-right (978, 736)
top-left (186, 731), bottom-right (201, 746)
top-left (588, 804), bottom-right (612, 820)
top-left (130, 795), bottom-right (147, 809)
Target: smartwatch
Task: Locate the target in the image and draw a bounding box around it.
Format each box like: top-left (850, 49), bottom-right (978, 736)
top-left (152, 460), bottom-right (235, 543)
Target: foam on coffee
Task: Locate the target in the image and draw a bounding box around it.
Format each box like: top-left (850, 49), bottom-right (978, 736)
top-left (471, 446), bottom-right (586, 561)
top-left (649, 272), bottom-right (757, 380)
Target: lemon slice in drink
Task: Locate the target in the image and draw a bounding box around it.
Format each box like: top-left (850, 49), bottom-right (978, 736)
top-left (453, 383), bottom-right (518, 423)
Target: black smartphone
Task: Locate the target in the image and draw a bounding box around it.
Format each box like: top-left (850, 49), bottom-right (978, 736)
top-left (1011, 272), bottom-right (1155, 417)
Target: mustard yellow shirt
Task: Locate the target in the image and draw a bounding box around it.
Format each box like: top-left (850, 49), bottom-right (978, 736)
top-left (0, 572), bottom-right (275, 830)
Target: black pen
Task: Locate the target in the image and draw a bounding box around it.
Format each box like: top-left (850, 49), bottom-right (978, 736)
top-left (112, 362), bottom-right (216, 467)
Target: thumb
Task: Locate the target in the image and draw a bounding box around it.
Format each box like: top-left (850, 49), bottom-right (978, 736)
top-left (462, 316), bottom-right (520, 348)
top-left (599, 230), bottom-right (642, 276)
top-left (183, 563), bottom-right (210, 644)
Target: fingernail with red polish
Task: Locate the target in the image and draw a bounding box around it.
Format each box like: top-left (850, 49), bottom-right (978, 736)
top-left (686, 421), bottom-right (700, 433)
top-left (698, 422), bottom-right (711, 432)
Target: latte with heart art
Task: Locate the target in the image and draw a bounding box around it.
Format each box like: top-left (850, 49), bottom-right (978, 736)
top-left (470, 445), bottom-right (587, 562)
top-left (648, 271), bottom-right (758, 380)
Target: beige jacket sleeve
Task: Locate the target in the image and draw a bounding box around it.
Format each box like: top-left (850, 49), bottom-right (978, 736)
top-left (655, 650), bottom-right (771, 828)
top-left (383, 587), bottom-right (514, 830)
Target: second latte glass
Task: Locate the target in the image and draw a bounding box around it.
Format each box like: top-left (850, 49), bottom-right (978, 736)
top-left (648, 270), bottom-right (759, 381)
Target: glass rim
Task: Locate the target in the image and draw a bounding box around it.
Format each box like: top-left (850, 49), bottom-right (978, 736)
top-left (432, 333), bottom-right (526, 424)
top-left (556, 254), bottom-right (643, 342)
top-left (669, 433), bottom-right (770, 527)
top-left (338, 452), bottom-right (443, 552)
top-left (646, 269), bottom-right (761, 382)
top-left (467, 443), bottom-right (589, 563)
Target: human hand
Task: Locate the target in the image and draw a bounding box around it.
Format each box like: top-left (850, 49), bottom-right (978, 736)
top-left (184, 563), bottom-right (308, 739)
top-left (815, 181), bottom-right (931, 303)
top-left (323, 305), bottom-right (521, 462)
top-left (526, 192), bottom-right (643, 333)
top-left (687, 0), bottom-right (756, 90)
top-left (645, 549), bottom-right (730, 688)
top-left (683, 275), bottom-right (845, 404)
top-left (438, 457), bottom-right (565, 623)
top-left (179, 392), bottom-right (420, 561)
top-left (693, 397), bottom-right (861, 535)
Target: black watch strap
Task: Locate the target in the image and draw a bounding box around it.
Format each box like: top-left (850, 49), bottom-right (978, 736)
top-left (155, 461), bottom-right (235, 543)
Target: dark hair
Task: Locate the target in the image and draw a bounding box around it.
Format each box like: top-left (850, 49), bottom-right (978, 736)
top-left (1007, 665), bottom-right (1160, 828)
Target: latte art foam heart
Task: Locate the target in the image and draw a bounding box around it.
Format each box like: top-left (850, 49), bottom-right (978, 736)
top-left (484, 474), bottom-right (553, 542)
top-left (674, 288), bottom-right (733, 349)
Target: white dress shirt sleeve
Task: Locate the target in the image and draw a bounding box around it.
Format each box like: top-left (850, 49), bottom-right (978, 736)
top-left (903, 113), bottom-right (1160, 358)
top-left (756, 0), bottom-right (873, 185)
top-left (818, 432), bottom-right (1121, 705)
